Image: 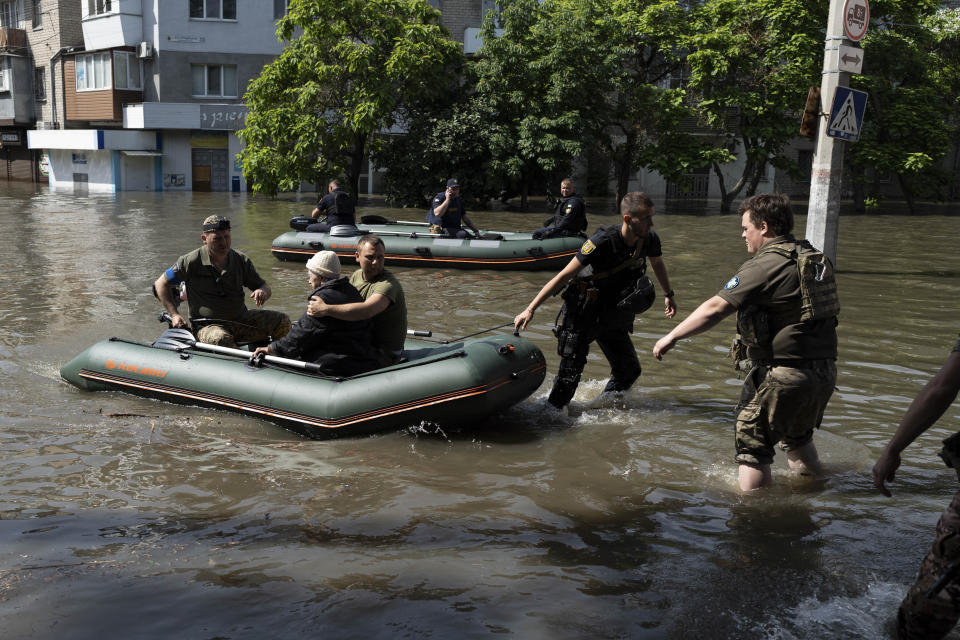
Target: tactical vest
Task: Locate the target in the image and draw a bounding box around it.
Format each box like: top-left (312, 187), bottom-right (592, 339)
top-left (735, 239), bottom-right (840, 351)
top-left (759, 239), bottom-right (840, 322)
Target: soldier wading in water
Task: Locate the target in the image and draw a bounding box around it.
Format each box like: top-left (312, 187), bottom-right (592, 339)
top-left (514, 191), bottom-right (677, 409)
top-left (654, 193), bottom-right (839, 491)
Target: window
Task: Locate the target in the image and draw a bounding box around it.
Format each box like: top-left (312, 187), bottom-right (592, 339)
top-left (191, 64), bottom-right (237, 97)
top-left (87, 0), bottom-right (112, 16)
top-left (190, 0), bottom-right (236, 20)
top-left (34, 66), bottom-right (45, 99)
top-left (0, 1), bottom-right (18, 28)
top-left (75, 52), bottom-right (112, 91)
top-left (113, 51), bottom-right (141, 90)
top-left (32, 0), bottom-right (41, 28)
top-left (273, 0), bottom-right (288, 19)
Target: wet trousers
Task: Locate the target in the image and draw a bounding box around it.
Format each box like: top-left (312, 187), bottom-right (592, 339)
top-left (547, 322), bottom-right (641, 409)
top-left (898, 489), bottom-right (960, 640)
top-left (196, 309), bottom-right (291, 348)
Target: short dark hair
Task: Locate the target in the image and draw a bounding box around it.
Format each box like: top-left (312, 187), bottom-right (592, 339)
top-left (620, 191), bottom-right (654, 217)
top-left (356, 234), bottom-right (384, 251)
top-left (739, 193), bottom-right (793, 236)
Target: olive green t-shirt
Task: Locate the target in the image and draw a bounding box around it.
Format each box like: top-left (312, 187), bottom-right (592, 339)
top-left (174, 246), bottom-right (264, 321)
top-left (717, 236), bottom-right (837, 362)
top-left (349, 268), bottom-right (407, 360)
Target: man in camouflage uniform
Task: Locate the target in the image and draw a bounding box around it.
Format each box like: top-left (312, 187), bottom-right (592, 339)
top-left (874, 336), bottom-right (960, 639)
top-left (653, 193), bottom-right (839, 491)
top-left (154, 214), bottom-right (290, 347)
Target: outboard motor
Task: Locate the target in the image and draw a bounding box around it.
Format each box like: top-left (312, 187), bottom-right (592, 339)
top-left (290, 215), bottom-right (313, 231)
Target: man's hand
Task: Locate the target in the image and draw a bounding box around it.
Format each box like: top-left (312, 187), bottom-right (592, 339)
top-left (250, 288), bottom-right (269, 306)
top-left (664, 296), bottom-right (677, 319)
top-left (653, 334), bottom-right (676, 361)
top-left (514, 308), bottom-right (534, 332)
top-left (872, 451), bottom-right (902, 497)
top-left (169, 313), bottom-right (187, 329)
top-left (307, 296), bottom-right (329, 318)
top-left (252, 346), bottom-right (271, 359)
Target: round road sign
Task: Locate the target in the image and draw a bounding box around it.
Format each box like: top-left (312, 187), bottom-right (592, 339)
top-left (843, 0), bottom-right (869, 42)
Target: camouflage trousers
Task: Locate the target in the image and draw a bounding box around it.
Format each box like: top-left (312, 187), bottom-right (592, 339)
top-left (734, 360), bottom-right (836, 467)
top-left (898, 490), bottom-right (960, 640)
top-left (196, 309), bottom-right (291, 348)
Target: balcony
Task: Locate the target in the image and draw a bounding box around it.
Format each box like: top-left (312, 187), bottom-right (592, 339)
top-left (82, 0), bottom-right (143, 50)
top-left (0, 27), bottom-right (27, 51)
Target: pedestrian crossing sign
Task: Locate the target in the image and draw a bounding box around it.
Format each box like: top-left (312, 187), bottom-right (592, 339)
top-left (827, 86), bottom-right (868, 142)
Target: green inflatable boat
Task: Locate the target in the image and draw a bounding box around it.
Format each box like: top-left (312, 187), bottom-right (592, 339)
top-left (271, 216), bottom-right (584, 271)
top-left (60, 329), bottom-right (547, 439)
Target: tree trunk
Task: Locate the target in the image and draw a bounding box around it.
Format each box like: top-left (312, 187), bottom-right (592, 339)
top-left (712, 162), bottom-right (731, 213)
top-left (896, 172), bottom-right (916, 214)
top-left (346, 133), bottom-right (366, 200)
top-left (613, 133), bottom-right (636, 214)
top-left (850, 164), bottom-right (866, 213)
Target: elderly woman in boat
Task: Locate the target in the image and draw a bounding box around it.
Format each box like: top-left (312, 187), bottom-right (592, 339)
top-left (253, 251), bottom-right (380, 376)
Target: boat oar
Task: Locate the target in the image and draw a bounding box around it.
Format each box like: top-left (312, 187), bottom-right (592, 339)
top-left (408, 329), bottom-right (432, 337)
top-left (153, 328), bottom-right (326, 374)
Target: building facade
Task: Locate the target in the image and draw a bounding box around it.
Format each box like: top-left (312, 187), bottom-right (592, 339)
top-left (28, 0), bottom-right (282, 192)
top-left (0, 0), bottom-right (82, 182)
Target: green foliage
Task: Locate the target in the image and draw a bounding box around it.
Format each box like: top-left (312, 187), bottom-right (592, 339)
top-left (684, 0), bottom-right (826, 211)
top-left (238, 0), bottom-right (463, 197)
top-left (849, 3), bottom-right (960, 204)
top-left (371, 89), bottom-right (500, 207)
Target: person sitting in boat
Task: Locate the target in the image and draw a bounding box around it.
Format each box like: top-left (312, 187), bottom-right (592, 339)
top-left (306, 179), bottom-right (356, 233)
top-left (426, 178), bottom-right (481, 239)
top-left (154, 215), bottom-right (291, 348)
top-left (306, 234), bottom-right (407, 368)
top-left (532, 177), bottom-right (588, 240)
top-left (252, 251), bottom-right (380, 376)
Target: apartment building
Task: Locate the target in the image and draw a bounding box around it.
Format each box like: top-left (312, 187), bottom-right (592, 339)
top-left (20, 0), bottom-right (497, 193)
top-left (0, 0), bottom-right (82, 181)
top-left (27, 0), bottom-right (283, 192)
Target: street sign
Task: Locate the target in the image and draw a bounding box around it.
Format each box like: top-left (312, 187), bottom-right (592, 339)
top-left (843, 0), bottom-right (869, 41)
top-left (827, 86), bottom-right (868, 142)
top-left (838, 44), bottom-right (864, 74)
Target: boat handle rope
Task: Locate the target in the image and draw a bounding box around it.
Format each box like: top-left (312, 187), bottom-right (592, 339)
top-left (125, 335), bottom-right (472, 382)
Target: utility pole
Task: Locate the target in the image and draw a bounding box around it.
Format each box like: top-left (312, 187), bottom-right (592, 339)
top-left (805, 0), bottom-right (850, 266)
top-left (807, 0), bottom-right (869, 267)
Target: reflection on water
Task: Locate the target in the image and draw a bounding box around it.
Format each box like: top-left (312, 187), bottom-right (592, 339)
top-left (1, 183), bottom-right (960, 638)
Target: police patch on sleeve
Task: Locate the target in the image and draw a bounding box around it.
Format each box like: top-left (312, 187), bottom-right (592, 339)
top-left (724, 275), bottom-right (740, 290)
top-left (580, 239), bottom-right (596, 255)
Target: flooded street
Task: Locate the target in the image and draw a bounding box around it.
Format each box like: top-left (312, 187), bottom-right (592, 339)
top-left (2, 183), bottom-right (959, 639)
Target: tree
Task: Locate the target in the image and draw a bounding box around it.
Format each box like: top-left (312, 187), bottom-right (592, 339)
top-left (848, 2), bottom-right (960, 213)
top-left (238, 0), bottom-right (463, 198)
top-left (685, 0), bottom-right (826, 213)
top-left (464, 0), bottom-right (723, 212)
top-left (606, 0), bottom-right (730, 208)
top-left (370, 87), bottom-right (501, 208)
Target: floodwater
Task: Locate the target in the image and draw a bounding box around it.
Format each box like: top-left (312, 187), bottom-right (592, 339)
top-left (1, 183), bottom-right (959, 639)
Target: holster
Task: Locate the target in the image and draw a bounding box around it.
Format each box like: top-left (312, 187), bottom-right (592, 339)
top-left (729, 334), bottom-right (752, 375)
top-left (554, 281), bottom-right (599, 358)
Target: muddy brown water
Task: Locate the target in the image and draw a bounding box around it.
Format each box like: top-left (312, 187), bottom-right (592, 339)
top-left (1, 183), bottom-right (959, 639)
